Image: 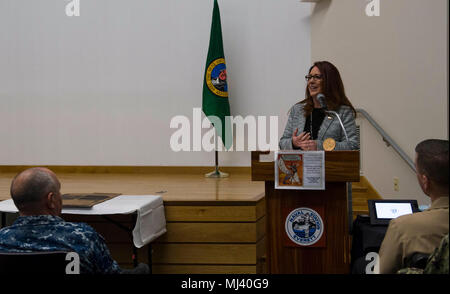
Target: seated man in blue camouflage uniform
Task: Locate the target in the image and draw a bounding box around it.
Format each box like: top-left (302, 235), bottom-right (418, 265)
top-left (0, 167), bottom-right (122, 274)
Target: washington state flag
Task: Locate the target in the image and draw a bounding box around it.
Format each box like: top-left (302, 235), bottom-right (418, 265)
top-left (202, 0), bottom-right (232, 150)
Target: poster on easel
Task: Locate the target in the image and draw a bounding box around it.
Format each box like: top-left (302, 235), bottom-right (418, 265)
top-left (274, 151), bottom-right (325, 190)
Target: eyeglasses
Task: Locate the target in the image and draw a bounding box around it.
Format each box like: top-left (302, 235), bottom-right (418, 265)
top-left (305, 74), bottom-right (323, 81)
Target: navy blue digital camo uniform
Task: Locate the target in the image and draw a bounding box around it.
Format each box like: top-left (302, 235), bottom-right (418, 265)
top-left (0, 215), bottom-right (121, 274)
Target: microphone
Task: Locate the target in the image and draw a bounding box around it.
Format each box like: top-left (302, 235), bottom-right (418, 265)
top-left (316, 94), bottom-right (349, 142)
top-left (317, 93), bottom-right (327, 109)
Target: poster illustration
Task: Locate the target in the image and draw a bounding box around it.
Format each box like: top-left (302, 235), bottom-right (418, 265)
top-left (275, 151), bottom-right (325, 190)
top-left (276, 153), bottom-right (303, 188)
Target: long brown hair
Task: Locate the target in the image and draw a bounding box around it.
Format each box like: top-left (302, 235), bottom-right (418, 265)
top-left (300, 61), bottom-right (356, 117)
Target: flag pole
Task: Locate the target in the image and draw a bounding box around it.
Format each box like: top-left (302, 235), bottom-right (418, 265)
top-left (205, 127), bottom-right (229, 178)
top-left (203, 0), bottom-right (229, 178)
top-left (204, 151), bottom-right (228, 178)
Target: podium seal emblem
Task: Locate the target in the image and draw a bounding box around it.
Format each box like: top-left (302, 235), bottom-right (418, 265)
top-left (285, 207), bottom-right (324, 246)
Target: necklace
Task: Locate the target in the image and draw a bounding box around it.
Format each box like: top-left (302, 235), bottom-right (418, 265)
top-left (310, 111), bottom-right (313, 140)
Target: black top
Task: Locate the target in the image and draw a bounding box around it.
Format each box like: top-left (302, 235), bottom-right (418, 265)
top-left (303, 108), bottom-right (326, 140)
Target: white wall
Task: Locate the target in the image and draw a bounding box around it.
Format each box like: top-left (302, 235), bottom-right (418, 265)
top-left (0, 0), bottom-right (311, 166)
top-left (311, 0), bottom-right (448, 205)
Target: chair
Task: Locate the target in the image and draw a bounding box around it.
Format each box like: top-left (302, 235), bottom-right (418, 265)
top-left (0, 251), bottom-right (71, 274)
top-left (350, 215), bottom-right (388, 274)
top-left (405, 252), bottom-right (430, 269)
top-left (120, 262), bottom-right (150, 274)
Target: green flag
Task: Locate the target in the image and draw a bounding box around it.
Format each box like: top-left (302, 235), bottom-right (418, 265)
top-left (202, 0), bottom-right (232, 150)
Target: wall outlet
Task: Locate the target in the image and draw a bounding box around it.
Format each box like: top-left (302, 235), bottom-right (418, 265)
top-left (393, 177), bottom-right (399, 191)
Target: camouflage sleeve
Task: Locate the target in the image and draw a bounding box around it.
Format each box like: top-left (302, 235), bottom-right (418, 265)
top-left (80, 224), bottom-right (122, 274)
top-left (397, 267), bottom-right (424, 274)
top-left (93, 234), bottom-right (122, 274)
top-left (423, 234), bottom-right (449, 274)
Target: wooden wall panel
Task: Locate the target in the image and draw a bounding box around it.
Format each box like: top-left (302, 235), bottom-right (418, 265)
top-left (153, 198), bottom-right (266, 273)
top-left (164, 202), bottom-right (264, 222)
top-left (153, 237), bottom-right (265, 263)
top-left (152, 243), bottom-right (257, 264)
top-left (157, 217), bottom-right (265, 243)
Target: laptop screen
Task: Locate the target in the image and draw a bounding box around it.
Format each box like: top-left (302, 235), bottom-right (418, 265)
top-left (374, 202), bottom-right (414, 219)
top-left (368, 199), bottom-right (419, 225)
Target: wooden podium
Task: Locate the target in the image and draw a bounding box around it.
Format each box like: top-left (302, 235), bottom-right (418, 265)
top-left (251, 151), bottom-right (359, 274)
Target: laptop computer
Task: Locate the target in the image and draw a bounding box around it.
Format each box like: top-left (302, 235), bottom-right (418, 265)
top-left (367, 199), bottom-right (420, 225)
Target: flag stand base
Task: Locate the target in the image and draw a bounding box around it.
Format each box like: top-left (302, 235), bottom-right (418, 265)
top-left (205, 168), bottom-right (229, 178)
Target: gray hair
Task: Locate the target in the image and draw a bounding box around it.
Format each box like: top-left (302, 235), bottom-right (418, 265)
top-left (10, 168), bottom-right (59, 210)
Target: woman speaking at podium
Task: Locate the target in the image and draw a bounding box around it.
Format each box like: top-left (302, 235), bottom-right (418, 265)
top-left (279, 61), bottom-right (359, 151)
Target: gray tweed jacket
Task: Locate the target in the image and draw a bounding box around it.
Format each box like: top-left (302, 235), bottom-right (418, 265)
top-left (279, 103), bottom-right (359, 150)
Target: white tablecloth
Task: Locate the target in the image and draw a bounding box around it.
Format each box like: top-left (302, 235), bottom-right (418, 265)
top-left (0, 195), bottom-right (166, 248)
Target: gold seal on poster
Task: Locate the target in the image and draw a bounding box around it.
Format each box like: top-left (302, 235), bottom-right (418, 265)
top-left (323, 138), bottom-right (336, 151)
